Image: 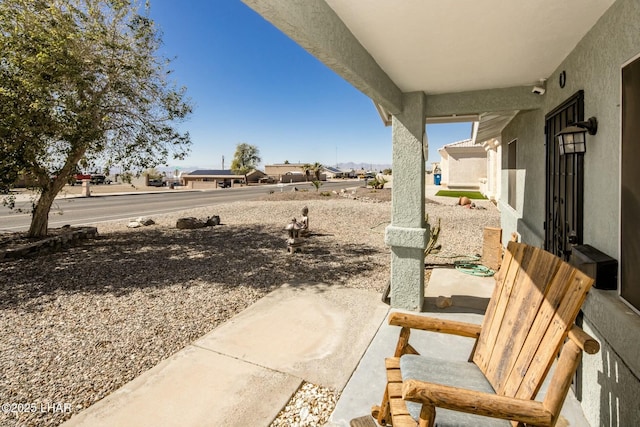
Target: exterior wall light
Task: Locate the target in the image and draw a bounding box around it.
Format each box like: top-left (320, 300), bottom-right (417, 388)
top-left (556, 117), bottom-right (598, 155)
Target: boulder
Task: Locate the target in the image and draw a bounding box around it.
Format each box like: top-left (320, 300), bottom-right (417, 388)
top-left (176, 217), bottom-right (206, 229)
top-left (458, 196), bottom-right (472, 206)
top-left (205, 215), bottom-right (221, 226)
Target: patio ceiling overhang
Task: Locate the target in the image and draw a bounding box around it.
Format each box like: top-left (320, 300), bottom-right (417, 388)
top-left (375, 101), bottom-right (519, 143)
top-left (242, 0), bottom-right (615, 142)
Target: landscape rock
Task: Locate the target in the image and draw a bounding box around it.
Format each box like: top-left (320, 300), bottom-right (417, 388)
top-left (435, 296), bottom-right (453, 308)
top-left (136, 217), bottom-right (155, 226)
top-left (127, 221), bottom-right (142, 228)
top-left (205, 215), bottom-right (220, 226)
top-left (458, 196), bottom-right (472, 206)
top-left (176, 217), bottom-right (206, 229)
top-left (270, 382), bottom-right (339, 427)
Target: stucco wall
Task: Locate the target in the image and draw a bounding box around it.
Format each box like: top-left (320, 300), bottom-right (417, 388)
top-left (501, 109), bottom-right (545, 246)
top-left (501, 1), bottom-right (640, 425)
top-left (187, 181), bottom-right (220, 190)
top-left (543, 2), bottom-right (640, 261)
top-left (444, 150), bottom-right (486, 188)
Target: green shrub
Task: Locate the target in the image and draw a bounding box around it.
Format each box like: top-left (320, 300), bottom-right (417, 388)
top-left (367, 177), bottom-right (387, 189)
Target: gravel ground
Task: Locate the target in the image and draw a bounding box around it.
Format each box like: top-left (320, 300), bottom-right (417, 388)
top-left (0, 189), bottom-right (498, 427)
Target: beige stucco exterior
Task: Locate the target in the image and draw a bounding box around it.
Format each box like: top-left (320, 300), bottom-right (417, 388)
top-left (438, 139), bottom-right (487, 189)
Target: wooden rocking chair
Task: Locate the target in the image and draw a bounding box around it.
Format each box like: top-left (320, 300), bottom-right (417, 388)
top-left (371, 241), bottom-right (600, 427)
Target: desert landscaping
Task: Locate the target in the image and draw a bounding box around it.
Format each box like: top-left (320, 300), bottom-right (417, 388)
top-left (0, 188), bottom-right (499, 426)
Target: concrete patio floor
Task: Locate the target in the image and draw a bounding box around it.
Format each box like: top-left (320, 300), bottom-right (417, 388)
top-left (329, 267), bottom-right (591, 427)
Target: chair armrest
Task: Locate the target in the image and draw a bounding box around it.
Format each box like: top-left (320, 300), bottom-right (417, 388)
top-left (389, 312), bottom-right (481, 338)
top-left (403, 380), bottom-right (553, 426)
top-left (568, 325), bottom-right (600, 354)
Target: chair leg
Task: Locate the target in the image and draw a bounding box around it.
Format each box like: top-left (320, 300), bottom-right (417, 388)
top-left (371, 384), bottom-right (391, 426)
top-left (371, 327), bottom-right (420, 426)
top-left (371, 405), bottom-right (381, 421)
top-left (418, 403), bottom-right (436, 427)
top-left (394, 327), bottom-right (412, 357)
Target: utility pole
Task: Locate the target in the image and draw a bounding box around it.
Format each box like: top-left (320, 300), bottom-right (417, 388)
top-left (222, 155), bottom-right (225, 170)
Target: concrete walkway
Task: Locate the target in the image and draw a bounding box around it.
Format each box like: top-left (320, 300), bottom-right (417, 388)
top-left (61, 268), bottom-right (494, 427)
top-left (62, 282), bottom-right (389, 427)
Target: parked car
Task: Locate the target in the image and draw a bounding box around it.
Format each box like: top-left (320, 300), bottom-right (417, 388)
top-left (148, 178), bottom-right (165, 187)
top-left (73, 173), bottom-right (92, 184)
top-left (90, 174), bottom-right (109, 184)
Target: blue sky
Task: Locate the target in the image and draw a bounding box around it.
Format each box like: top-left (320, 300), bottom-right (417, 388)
top-left (148, 0), bottom-right (472, 171)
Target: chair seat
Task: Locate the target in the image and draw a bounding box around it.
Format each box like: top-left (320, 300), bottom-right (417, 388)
top-left (400, 355), bottom-right (510, 427)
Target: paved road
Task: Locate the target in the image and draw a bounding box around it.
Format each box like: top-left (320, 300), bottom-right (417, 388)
top-left (0, 181), bottom-right (359, 232)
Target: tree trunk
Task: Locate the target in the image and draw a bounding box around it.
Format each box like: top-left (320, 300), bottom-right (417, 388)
top-left (26, 143), bottom-right (87, 237)
top-left (28, 188), bottom-right (56, 237)
top-left (27, 168), bottom-right (78, 238)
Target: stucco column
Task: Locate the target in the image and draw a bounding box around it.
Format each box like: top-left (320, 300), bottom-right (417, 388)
top-left (385, 92), bottom-right (427, 311)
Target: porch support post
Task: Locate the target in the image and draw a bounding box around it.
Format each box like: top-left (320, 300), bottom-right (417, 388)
top-left (385, 92), bottom-right (428, 311)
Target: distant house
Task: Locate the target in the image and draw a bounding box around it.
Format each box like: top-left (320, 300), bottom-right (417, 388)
top-left (437, 139), bottom-right (487, 190)
top-left (343, 169), bottom-right (357, 178)
top-left (322, 165), bottom-right (345, 179)
top-left (264, 163), bottom-right (327, 183)
top-left (245, 169), bottom-right (268, 183)
top-left (181, 169), bottom-right (266, 188)
top-left (353, 169), bottom-right (368, 178)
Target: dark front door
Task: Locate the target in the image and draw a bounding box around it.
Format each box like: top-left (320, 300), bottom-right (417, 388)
top-left (545, 91), bottom-right (585, 260)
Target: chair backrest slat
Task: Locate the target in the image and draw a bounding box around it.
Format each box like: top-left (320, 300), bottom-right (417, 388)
top-left (472, 242), bottom-right (594, 399)
top-left (473, 242), bottom-right (524, 373)
top-left (512, 266), bottom-right (592, 399)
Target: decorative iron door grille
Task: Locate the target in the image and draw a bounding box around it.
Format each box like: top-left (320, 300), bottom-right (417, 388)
top-left (544, 91), bottom-right (585, 260)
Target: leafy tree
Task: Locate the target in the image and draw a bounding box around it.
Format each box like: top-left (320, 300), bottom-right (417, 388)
top-left (230, 143), bottom-right (261, 175)
top-left (0, 0), bottom-right (192, 237)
